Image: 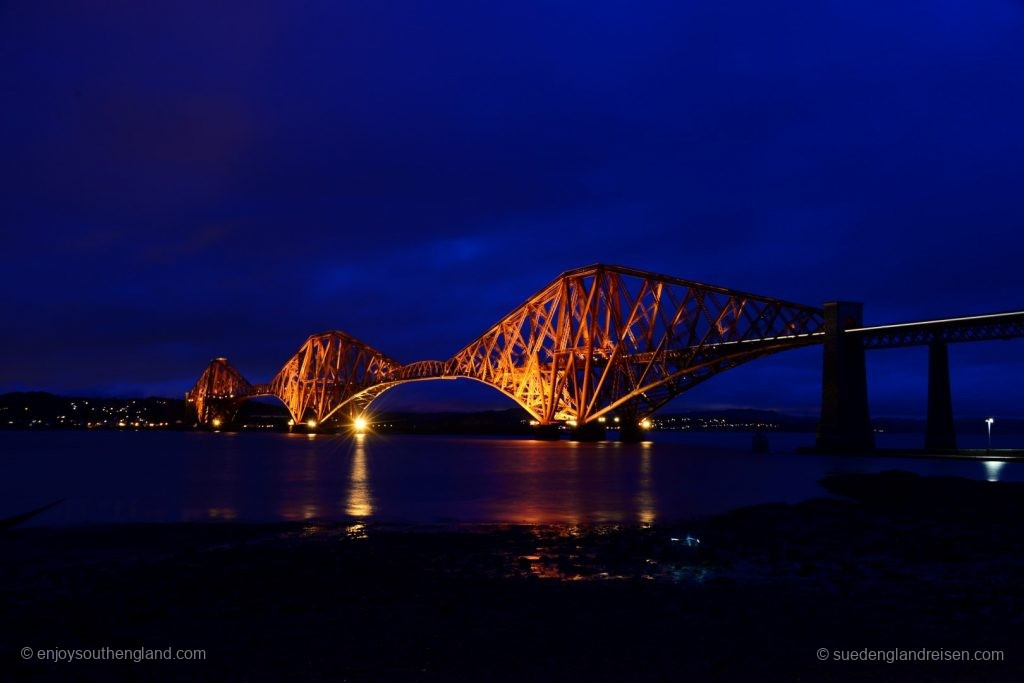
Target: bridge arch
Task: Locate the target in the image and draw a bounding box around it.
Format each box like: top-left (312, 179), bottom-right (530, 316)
top-left (344, 374), bottom-right (547, 424)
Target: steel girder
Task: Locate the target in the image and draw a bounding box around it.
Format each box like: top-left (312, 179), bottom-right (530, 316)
top-left (445, 265), bottom-right (825, 423)
top-left (849, 311), bottom-right (1024, 350)
top-left (185, 358), bottom-right (252, 424)
top-left (185, 264), bottom-right (826, 426)
top-left (265, 332), bottom-right (401, 423)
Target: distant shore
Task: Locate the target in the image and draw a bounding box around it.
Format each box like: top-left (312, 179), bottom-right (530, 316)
top-left (4, 391), bottom-right (1023, 440)
top-left (796, 447), bottom-right (1024, 461)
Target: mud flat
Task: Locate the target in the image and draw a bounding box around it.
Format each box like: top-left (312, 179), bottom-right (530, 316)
top-left (3, 471), bottom-right (1023, 681)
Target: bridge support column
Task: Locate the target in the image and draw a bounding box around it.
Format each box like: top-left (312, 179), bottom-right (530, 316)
top-left (571, 421), bottom-right (607, 441)
top-left (816, 302), bottom-right (874, 452)
top-left (925, 341), bottom-right (957, 451)
top-left (618, 419), bottom-right (645, 442)
top-left (531, 423), bottom-right (562, 440)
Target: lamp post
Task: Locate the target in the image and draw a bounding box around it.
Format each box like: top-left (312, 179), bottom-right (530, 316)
top-left (985, 417), bottom-right (995, 454)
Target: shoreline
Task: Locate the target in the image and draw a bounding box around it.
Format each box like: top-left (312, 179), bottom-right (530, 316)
top-left (797, 446), bottom-right (1024, 461)
top-left (4, 471), bottom-right (1024, 680)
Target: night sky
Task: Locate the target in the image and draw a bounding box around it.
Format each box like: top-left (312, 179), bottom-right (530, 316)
top-left (2, 2), bottom-right (1023, 418)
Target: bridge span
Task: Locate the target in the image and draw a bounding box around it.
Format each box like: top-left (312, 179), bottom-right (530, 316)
top-left (187, 264), bottom-right (825, 440)
top-left (817, 306), bottom-right (1024, 452)
top-left (185, 265), bottom-right (1023, 447)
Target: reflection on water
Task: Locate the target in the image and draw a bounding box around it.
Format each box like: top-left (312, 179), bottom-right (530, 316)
top-left (2, 431), bottom-right (1023, 526)
top-left (345, 434), bottom-right (373, 517)
top-left (206, 507), bottom-right (238, 520)
top-left (182, 436), bottom-right (243, 522)
top-left (278, 433), bottom-right (327, 521)
top-left (637, 444), bottom-right (656, 524)
top-left (514, 448), bottom-right (547, 524)
top-left (478, 440), bottom-right (661, 524)
top-left (984, 460), bottom-right (1006, 482)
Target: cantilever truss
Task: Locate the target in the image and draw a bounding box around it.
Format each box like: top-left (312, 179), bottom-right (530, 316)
top-left (185, 358), bottom-right (252, 424)
top-left (263, 332), bottom-right (402, 423)
top-left (186, 265), bottom-right (826, 426)
top-left (447, 265), bottom-right (825, 423)
top-left (185, 333), bottom-right (401, 425)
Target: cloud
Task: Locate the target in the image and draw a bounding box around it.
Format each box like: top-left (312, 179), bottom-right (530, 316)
top-left (2, 1), bottom-right (1024, 417)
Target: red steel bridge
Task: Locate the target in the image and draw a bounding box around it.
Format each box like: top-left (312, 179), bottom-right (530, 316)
top-left (186, 264), bottom-right (1024, 447)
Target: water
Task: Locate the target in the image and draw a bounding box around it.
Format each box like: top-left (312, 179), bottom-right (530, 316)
top-left (0, 431), bottom-right (1020, 527)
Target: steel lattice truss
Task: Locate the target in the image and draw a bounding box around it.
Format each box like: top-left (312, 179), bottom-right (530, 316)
top-left (185, 333), bottom-right (402, 424)
top-left (849, 311), bottom-right (1024, 350)
top-left (186, 265), bottom-right (826, 426)
top-left (185, 358), bottom-right (252, 424)
top-left (263, 332), bottom-right (402, 423)
top-left (445, 265), bottom-right (825, 422)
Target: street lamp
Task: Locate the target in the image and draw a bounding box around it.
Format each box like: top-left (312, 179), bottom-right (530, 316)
top-left (985, 417), bottom-right (995, 454)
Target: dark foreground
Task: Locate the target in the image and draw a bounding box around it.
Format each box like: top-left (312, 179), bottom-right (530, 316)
top-left (3, 471), bottom-right (1023, 681)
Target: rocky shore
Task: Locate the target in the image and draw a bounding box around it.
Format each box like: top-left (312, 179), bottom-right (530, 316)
top-left (3, 470), bottom-right (1023, 681)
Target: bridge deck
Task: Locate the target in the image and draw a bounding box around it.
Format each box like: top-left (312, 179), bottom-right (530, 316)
top-left (847, 311), bottom-right (1024, 349)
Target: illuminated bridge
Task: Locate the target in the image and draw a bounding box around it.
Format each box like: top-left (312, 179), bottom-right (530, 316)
top-left (187, 265), bottom-right (825, 440)
top-left (186, 264), bottom-right (1024, 447)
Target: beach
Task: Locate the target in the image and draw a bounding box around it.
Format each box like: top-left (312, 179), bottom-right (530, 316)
top-left (4, 471), bottom-right (1023, 681)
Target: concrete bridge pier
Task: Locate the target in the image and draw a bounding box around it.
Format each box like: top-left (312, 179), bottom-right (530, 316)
top-left (618, 420), bottom-right (645, 442)
top-left (571, 421), bottom-right (607, 441)
top-left (925, 341), bottom-right (957, 451)
top-left (816, 302), bottom-right (875, 452)
top-left (531, 423), bottom-right (562, 440)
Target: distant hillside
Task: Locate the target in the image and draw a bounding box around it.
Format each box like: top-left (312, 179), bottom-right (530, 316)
top-left (0, 392), bottom-right (189, 429)
top-left (3, 392), bottom-right (1023, 434)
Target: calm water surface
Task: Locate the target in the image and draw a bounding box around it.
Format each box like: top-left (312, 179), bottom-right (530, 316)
top-left (1, 431), bottom-right (1020, 526)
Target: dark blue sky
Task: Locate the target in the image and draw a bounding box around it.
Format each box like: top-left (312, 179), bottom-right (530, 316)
top-left (2, 1), bottom-right (1023, 417)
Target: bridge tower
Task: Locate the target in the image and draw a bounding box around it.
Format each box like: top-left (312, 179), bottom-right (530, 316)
top-left (185, 357), bottom-right (251, 427)
top-left (925, 341), bottom-right (957, 451)
top-left (816, 302), bottom-right (874, 452)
